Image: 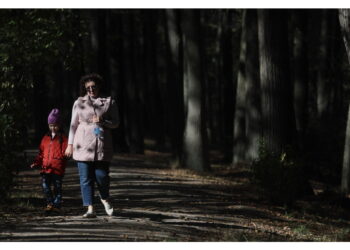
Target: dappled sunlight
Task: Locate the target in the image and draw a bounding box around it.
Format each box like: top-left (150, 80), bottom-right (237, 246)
top-left (2, 151), bottom-right (350, 241)
top-left (0, 152), bottom-right (293, 241)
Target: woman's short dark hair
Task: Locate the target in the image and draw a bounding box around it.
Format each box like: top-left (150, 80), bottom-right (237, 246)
top-left (79, 73), bottom-right (104, 96)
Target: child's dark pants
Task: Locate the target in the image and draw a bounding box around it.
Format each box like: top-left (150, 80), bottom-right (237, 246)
top-left (41, 173), bottom-right (63, 208)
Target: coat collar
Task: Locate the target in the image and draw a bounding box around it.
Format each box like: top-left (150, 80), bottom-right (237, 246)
top-left (82, 95), bottom-right (107, 106)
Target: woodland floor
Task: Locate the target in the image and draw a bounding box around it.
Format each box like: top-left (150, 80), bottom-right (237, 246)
top-left (1, 150), bottom-right (350, 242)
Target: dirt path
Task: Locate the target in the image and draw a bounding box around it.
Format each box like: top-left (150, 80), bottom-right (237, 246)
top-left (1, 152), bottom-right (350, 241)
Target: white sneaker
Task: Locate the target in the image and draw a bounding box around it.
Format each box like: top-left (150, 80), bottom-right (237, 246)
top-left (101, 199), bottom-right (114, 216)
top-left (82, 211), bottom-right (96, 218)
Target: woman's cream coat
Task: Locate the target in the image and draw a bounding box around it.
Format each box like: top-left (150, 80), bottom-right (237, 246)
top-left (68, 95), bottom-right (119, 162)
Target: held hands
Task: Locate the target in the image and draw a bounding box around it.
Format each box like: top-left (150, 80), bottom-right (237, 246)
top-left (65, 144), bottom-right (73, 158)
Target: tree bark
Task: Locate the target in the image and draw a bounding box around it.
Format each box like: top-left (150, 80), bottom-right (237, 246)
top-left (292, 10), bottom-right (309, 150)
top-left (121, 11), bottom-right (144, 153)
top-left (317, 10), bottom-right (331, 122)
top-left (339, 9), bottom-right (350, 194)
top-left (143, 10), bottom-right (166, 149)
top-left (220, 10), bottom-right (235, 162)
top-left (165, 9), bottom-right (184, 168)
top-left (258, 9), bottom-right (296, 154)
top-left (181, 10), bottom-right (210, 172)
top-left (245, 9), bottom-right (261, 161)
top-left (233, 10), bottom-right (247, 164)
top-left (107, 10), bottom-right (129, 153)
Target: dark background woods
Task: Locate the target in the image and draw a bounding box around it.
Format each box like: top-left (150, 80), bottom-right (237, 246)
top-left (2, 9), bottom-right (350, 204)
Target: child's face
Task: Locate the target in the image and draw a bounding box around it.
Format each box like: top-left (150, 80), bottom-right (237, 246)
top-left (48, 124), bottom-right (60, 134)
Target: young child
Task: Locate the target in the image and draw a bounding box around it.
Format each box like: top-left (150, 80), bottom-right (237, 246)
top-left (31, 108), bottom-right (68, 213)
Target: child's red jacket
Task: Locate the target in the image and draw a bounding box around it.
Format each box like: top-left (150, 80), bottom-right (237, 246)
top-left (33, 133), bottom-right (68, 176)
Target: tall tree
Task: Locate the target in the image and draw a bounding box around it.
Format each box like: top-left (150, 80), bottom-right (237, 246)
top-left (339, 9), bottom-right (350, 194)
top-left (220, 10), bottom-right (235, 162)
top-left (292, 10), bottom-right (309, 150)
top-left (244, 9), bottom-right (261, 161)
top-left (120, 11), bottom-right (144, 153)
top-left (233, 10), bottom-right (247, 164)
top-left (312, 10), bottom-right (345, 182)
top-left (181, 10), bottom-right (210, 172)
top-left (316, 10), bottom-right (331, 122)
top-left (107, 10), bottom-right (129, 153)
top-left (90, 10), bottom-right (110, 91)
top-left (143, 10), bottom-right (166, 149)
top-left (258, 9), bottom-right (296, 154)
top-left (165, 9), bottom-right (184, 168)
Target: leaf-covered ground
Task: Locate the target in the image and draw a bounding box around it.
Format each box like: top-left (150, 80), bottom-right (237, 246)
top-left (1, 150), bottom-right (350, 241)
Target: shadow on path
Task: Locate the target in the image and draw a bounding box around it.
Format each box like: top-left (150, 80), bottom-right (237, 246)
top-left (0, 152), bottom-right (292, 241)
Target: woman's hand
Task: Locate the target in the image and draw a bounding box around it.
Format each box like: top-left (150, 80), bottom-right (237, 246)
top-left (65, 144), bottom-right (73, 158)
top-left (92, 115), bottom-right (101, 123)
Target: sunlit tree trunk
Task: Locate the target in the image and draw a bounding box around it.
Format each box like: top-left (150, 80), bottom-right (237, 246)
top-left (181, 10), bottom-right (210, 172)
top-left (258, 9), bottom-right (296, 154)
top-left (339, 9), bottom-right (350, 194)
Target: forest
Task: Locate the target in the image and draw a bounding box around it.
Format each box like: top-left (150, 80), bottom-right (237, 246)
top-left (2, 9), bottom-right (350, 241)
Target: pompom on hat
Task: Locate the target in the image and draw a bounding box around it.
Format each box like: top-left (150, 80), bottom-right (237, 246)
top-left (48, 108), bottom-right (61, 124)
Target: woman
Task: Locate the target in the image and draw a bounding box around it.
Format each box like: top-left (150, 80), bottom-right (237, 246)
top-left (65, 73), bottom-right (119, 218)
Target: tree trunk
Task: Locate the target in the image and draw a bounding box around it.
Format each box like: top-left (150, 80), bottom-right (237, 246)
top-left (292, 10), bottom-right (309, 150)
top-left (258, 9), bottom-right (296, 154)
top-left (233, 10), bottom-right (247, 164)
top-left (84, 10), bottom-right (109, 91)
top-left (99, 10), bottom-right (110, 93)
top-left (245, 9), bottom-right (261, 161)
top-left (143, 10), bottom-right (165, 149)
top-left (317, 10), bottom-right (331, 122)
top-left (165, 9), bottom-right (184, 169)
top-left (131, 12), bottom-right (145, 154)
top-left (220, 10), bottom-right (235, 162)
top-left (121, 12), bottom-right (144, 154)
top-left (181, 10), bottom-right (210, 172)
top-left (339, 9), bottom-right (350, 194)
top-left (214, 10), bottom-right (223, 147)
top-left (107, 10), bottom-right (129, 153)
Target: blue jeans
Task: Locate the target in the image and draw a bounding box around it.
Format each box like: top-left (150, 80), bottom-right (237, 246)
top-left (41, 173), bottom-right (63, 208)
top-left (77, 161), bottom-right (110, 206)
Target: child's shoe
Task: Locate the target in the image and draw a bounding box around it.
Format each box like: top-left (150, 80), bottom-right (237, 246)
top-left (44, 204), bottom-right (54, 212)
top-left (101, 199), bottom-right (114, 216)
top-left (51, 206), bottom-right (61, 213)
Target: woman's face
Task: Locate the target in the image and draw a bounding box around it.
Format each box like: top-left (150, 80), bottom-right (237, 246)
top-left (85, 81), bottom-right (99, 98)
top-left (49, 124), bottom-right (60, 134)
